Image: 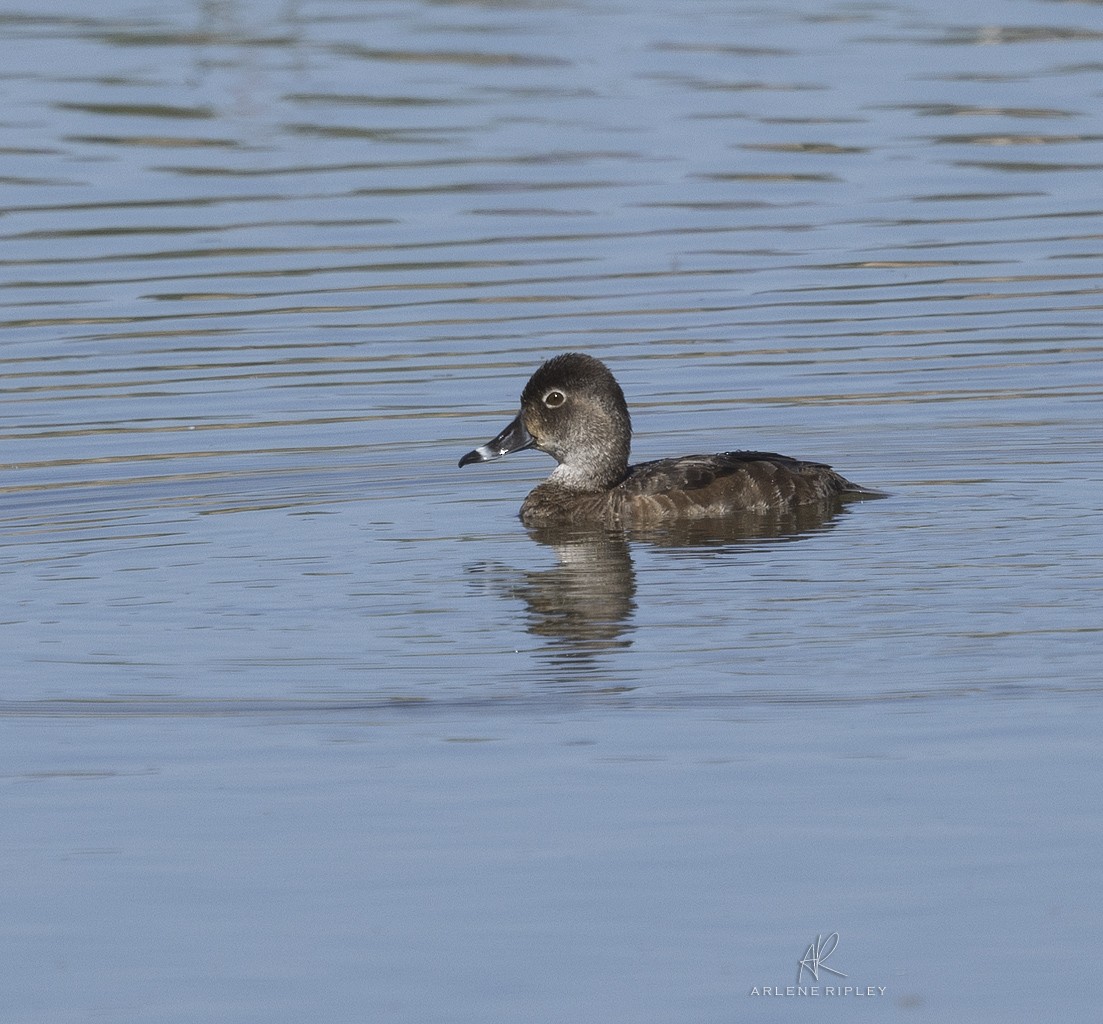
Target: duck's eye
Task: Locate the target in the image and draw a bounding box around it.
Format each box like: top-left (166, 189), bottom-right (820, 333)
top-left (543, 389), bottom-right (566, 409)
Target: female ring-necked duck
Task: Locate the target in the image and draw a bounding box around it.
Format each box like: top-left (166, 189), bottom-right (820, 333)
top-left (459, 353), bottom-right (877, 526)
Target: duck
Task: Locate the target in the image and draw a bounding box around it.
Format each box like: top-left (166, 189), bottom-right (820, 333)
top-left (459, 353), bottom-right (877, 526)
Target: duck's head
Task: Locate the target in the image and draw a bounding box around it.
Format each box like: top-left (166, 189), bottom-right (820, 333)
top-left (459, 353), bottom-right (632, 490)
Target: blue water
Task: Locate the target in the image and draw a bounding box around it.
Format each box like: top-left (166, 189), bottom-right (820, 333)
top-left (2, 0), bottom-right (1102, 1019)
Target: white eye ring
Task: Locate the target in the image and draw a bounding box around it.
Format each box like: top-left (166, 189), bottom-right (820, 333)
top-left (543, 389), bottom-right (566, 408)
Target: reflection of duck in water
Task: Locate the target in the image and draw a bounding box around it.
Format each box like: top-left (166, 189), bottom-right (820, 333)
top-left (512, 530), bottom-right (637, 665)
top-left (460, 353), bottom-right (880, 527)
top-left (465, 531), bottom-right (636, 673)
top-left (469, 505), bottom-right (853, 674)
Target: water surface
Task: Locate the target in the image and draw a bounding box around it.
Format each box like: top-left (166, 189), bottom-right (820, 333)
top-left (2, 0), bottom-right (1101, 1020)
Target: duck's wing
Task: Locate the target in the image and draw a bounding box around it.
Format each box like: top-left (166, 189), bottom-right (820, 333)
top-left (620, 451), bottom-right (823, 491)
top-left (617, 451), bottom-right (876, 513)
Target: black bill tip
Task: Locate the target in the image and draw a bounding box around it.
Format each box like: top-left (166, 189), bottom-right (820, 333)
top-left (458, 413), bottom-right (535, 469)
top-left (459, 446), bottom-right (492, 468)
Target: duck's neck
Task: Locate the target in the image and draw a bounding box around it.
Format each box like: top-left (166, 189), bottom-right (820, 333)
top-left (548, 440), bottom-right (629, 492)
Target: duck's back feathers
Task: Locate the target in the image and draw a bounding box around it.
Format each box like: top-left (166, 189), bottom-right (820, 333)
top-left (521, 450), bottom-right (873, 526)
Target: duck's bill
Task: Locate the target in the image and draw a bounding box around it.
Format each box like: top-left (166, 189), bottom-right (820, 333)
top-left (459, 413), bottom-right (536, 467)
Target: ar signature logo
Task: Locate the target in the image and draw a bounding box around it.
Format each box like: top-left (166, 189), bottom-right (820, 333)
top-left (797, 933), bottom-right (848, 984)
